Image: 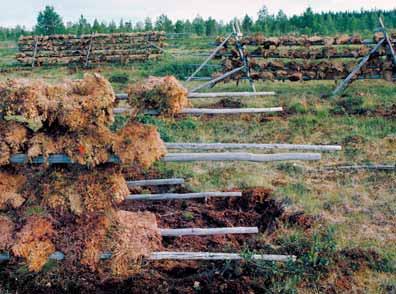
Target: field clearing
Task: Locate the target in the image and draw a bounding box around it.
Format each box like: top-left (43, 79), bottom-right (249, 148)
top-left (0, 38), bottom-right (395, 292)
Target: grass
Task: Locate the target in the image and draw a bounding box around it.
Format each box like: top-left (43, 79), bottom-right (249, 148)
top-left (0, 38), bottom-right (395, 292)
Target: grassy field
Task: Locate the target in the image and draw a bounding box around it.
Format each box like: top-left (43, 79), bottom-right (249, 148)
top-left (0, 40), bottom-right (395, 292)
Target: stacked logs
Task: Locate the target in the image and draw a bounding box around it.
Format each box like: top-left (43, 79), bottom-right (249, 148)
top-left (221, 58), bottom-right (395, 82)
top-left (216, 33), bottom-right (396, 47)
top-left (16, 32), bottom-right (166, 66)
top-left (215, 33), bottom-right (396, 82)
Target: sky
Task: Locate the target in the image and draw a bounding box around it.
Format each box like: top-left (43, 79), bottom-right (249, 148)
top-left (1, 0), bottom-right (396, 28)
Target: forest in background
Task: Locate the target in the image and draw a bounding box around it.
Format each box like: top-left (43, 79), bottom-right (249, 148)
top-left (1, 6), bottom-right (396, 41)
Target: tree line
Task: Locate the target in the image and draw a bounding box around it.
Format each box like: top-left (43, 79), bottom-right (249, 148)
top-left (1, 6), bottom-right (396, 41)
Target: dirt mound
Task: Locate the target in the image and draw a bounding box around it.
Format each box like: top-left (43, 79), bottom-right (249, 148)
top-left (0, 73), bottom-right (115, 132)
top-left (127, 76), bottom-right (189, 115)
top-left (11, 216), bottom-right (55, 272)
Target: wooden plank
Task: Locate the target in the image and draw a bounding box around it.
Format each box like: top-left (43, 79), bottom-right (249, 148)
top-left (127, 178), bottom-right (185, 187)
top-left (190, 66), bottom-right (244, 93)
top-left (332, 38), bottom-right (386, 96)
top-left (163, 152), bottom-right (321, 162)
top-left (186, 33), bottom-right (233, 82)
top-left (160, 227), bottom-right (259, 237)
top-left (126, 192), bottom-right (242, 201)
top-left (147, 252), bottom-right (296, 262)
top-left (165, 143), bottom-right (341, 152)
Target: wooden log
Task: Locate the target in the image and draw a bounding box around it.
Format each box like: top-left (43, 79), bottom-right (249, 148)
top-left (163, 152), bottom-right (321, 162)
top-left (187, 92), bottom-right (276, 98)
top-left (9, 154), bottom-right (121, 165)
top-left (126, 192), bottom-right (242, 201)
top-left (127, 178), bottom-right (185, 187)
top-left (160, 227), bottom-right (259, 237)
top-left (115, 91), bottom-right (277, 100)
top-left (180, 107), bottom-right (283, 114)
top-left (322, 165), bottom-right (396, 171)
top-left (165, 143), bottom-right (342, 152)
top-left (190, 66), bottom-right (245, 93)
top-left (10, 152), bottom-right (320, 165)
top-left (113, 107), bottom-right (283, 115)
top-left (147, 252), bottom-right (296, 262)
top-left (332, 38), bottom-right (386, 96)
top-left (0, 251), bottom-right (296, 262)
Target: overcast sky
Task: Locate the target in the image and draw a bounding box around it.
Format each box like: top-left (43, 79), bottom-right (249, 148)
top-left (1, 0), bottom-right (395, 28)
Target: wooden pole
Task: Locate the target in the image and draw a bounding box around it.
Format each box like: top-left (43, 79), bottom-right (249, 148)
top-left (31, 36), bottom-right (38, 68)
top-left (187, 92), bottom-right (276, 98)
top-left (180, 107), bottom-right (283, 114)
top-left (147, 252), bottom-right (296, 262)
top-left (84, 32), bottom-right (95, 68)
top-left (187, 33), bottom-right (233, 82)
top-left (190, 66), bottom-right (245, 93)
top-left (115, 92), bottom-right (276, 100)
top-left (126, 191), bottom-right (242, 201)
top-left (332, 38), bottom-right (386, 96)
top-left (165, 143), bottom-right (342, 152)
top-left (163, 152), bottom-right (321, 162)
top-left (127, 178), bottom-right (185, 187)
top-left (379, 17), bottom-right (396, 65)
top-left (160, 227), bottom-right (259, 237)
top-left (113, 107), bottom-right (283, 115)
top-left (321, 164), bottom-right (396, 171)
top-left (0, 251), bottom-right (296, 263)
top-left (10, 152), bottom-right (320, 165)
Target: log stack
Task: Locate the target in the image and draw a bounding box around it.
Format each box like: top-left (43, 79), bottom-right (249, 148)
top-left (16, 32), bottom-right (166, 66)
top-left (214, 33), bottom-right (396, 82)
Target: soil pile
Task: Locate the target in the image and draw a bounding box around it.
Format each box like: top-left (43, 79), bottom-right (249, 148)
top-left (127, 76), bottom-right (189, 115)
